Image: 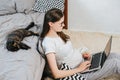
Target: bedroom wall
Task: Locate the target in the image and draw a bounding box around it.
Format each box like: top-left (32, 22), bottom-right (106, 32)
top-left (68, 0), bottom-right (120, 34)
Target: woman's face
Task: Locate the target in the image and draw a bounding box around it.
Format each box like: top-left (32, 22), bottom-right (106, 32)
top-left (49, 16), bottom-right (65, 32)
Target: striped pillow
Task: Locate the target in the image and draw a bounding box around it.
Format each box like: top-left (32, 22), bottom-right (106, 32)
top-left (58, 63), bottom-right (86, 80)
top-left (33, 0), bottom-right (64, 13)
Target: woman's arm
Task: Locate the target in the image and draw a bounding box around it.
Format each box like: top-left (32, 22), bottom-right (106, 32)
top-left (46, 53), bottom-right (91, 79)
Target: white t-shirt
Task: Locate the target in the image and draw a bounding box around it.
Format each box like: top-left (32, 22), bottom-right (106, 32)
top-left (42, 37), bottom-right (88, 68)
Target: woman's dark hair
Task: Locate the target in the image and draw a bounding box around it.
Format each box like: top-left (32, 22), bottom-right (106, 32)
top-left (40, 8), bottom-right (69, 43)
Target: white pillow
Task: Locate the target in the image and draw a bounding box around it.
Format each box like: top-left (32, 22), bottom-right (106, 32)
top-left (14, 0), bottom-right (35, 14)
top-left (0, 0), bottom-right (16, 15)
top-left (33, 0), bottom-right (64, 13)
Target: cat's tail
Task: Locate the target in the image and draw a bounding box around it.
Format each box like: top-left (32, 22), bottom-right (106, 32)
top-left (25, 22), bottom-right (35, 30)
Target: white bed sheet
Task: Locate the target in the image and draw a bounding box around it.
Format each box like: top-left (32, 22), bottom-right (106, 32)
top-left (0, 12), bottom-right (45, 80)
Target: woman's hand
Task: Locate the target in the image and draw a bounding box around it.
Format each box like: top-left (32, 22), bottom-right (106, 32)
top-left (77, 61), bottom-right (91, 72)
top-left (82, 52), bottom-right (91, 60)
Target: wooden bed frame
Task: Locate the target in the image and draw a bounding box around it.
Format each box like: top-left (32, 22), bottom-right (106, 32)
top-left (64, 0), bottom-right (68, 29)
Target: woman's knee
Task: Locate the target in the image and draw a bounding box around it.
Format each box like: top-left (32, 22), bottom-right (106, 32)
top-left (108, 53), bottom-right (120, 59)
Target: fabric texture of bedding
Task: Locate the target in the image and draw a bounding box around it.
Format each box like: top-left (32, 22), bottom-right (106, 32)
top-left (14, 0), bottom-right (36, 13)
top-left (0, 12), bottom-right (45, 80)
top-left (0, 0), bottom-right (46, 80)
top-left (0, 0), bottom-right (16, 15)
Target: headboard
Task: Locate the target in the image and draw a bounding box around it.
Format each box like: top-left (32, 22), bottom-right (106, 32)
top-left (64, 0), bottom-right (68, 29)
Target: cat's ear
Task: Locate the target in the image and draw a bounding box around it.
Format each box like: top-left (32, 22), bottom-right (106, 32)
top-left (13, 42), bottom-right (17, 47)
top-left (13, 42), bottom-right (20, 48)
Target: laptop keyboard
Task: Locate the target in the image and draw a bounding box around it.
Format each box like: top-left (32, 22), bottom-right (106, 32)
top-left (89, 53), bottom-right (102, 69)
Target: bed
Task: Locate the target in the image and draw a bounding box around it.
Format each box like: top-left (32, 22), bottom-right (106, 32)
top-left (0, 0), bottom-right (67, 80)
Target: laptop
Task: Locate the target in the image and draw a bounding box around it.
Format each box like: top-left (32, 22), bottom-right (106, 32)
top-left (81, 36), bottom-right (112, 73)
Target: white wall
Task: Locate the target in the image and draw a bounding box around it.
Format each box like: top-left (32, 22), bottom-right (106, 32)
top-left (68, 0), bottom-right (120, 34)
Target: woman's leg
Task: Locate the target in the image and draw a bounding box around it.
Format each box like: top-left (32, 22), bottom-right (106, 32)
top-left (81, 53), bottom-right (120, 80)
top-left (107, 52), bottom-right (120, 60)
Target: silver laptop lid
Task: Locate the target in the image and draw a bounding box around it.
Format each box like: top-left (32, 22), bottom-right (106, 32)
top-left (104, 36), bottom-right (112, 56)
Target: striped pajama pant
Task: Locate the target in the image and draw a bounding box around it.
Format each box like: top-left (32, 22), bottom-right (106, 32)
top-left (81, 53), bottom-right (120, 80)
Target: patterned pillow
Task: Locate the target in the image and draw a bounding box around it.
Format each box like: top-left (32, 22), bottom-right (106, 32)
top-left (33, 0), bottom-right (64, 13)
top-left (58, 63), bottom-right (86, 80)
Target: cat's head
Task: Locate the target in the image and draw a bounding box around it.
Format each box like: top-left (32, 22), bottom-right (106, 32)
top-left (6, 40), bottom-right (20, 52)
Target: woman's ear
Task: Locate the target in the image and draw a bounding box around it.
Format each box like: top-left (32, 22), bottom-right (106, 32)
top-left (48, 22), bottom-right (53, 27)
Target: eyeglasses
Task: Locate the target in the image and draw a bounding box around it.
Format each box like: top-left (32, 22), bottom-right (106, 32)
top-left (58, 22), bottom-right (64, 26)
